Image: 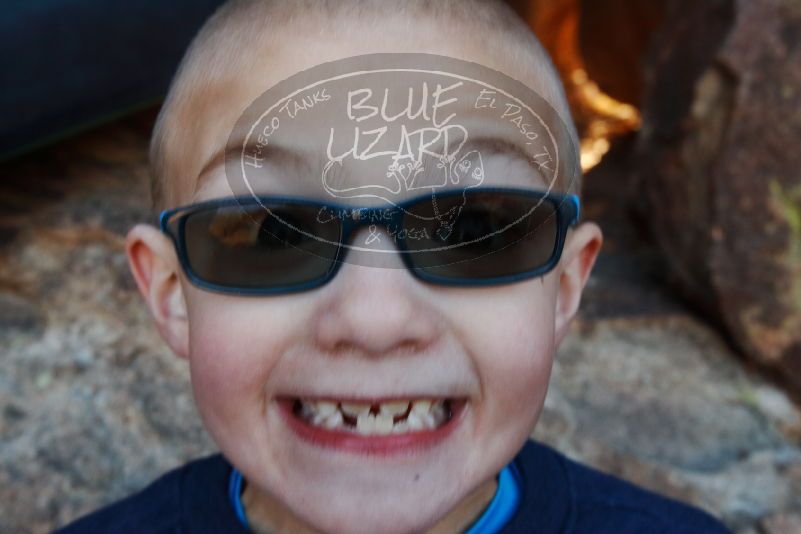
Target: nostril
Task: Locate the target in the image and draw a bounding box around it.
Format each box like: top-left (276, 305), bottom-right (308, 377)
top-left (325, 338), bottom-right (426, 359)
top-left (313, 298), bottom-right (440, 358)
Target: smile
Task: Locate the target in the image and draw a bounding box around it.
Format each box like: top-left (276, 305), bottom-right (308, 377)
top-left (296, 398), bottom-right (452, 434)
top-left (277, 396), bottom-right (467, 454)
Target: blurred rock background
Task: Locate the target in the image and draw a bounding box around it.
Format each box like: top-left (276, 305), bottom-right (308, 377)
top-left (1, 0), bottom-right (800, 533)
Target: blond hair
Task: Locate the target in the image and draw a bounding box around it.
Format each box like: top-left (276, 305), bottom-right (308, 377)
top-left (149, 0), bottom-right (580, 210)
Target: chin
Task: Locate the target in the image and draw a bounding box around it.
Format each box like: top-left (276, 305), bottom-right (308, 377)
top-left (293, 494), bottom-right (454, 534)
top-left (271, 465), bottom-right (474, 533)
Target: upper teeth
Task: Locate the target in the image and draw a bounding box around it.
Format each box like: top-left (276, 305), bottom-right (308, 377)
top-left (380, 401), bottom-right (410, 417)
top-left (297, 399), bottom-right (449, 435)
top-left (315, 401), bottom-right (338, 417)
top-left (340, 402), bottom-right (372, 417)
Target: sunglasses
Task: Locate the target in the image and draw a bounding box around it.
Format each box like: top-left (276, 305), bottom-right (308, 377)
top-left (159, 187), bottom-right (581, 295)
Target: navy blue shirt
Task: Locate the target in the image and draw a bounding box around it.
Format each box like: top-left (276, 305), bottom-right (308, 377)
top-left (56, 440), bottom-right (731, 533)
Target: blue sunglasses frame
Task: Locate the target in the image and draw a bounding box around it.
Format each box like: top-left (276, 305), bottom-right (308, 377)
top-left (159, 186), bottom-right (581, 296)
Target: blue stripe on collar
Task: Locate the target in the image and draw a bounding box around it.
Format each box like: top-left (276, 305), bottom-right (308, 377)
top-left (228, 467), bottom-right (249, 528)
top-left (464, 462), bottom-right (522, 534)
top-left (228, 461), bottom-right (520, 533)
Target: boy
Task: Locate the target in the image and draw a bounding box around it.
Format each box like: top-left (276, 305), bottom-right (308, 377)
top-left (58, 0), bottom-right (730, 532)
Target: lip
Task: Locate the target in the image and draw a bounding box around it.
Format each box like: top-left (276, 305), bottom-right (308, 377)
top-left (275, 397), bottom-right (467, 455)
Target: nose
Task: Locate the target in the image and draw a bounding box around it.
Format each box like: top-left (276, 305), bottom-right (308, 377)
top-left (312, 227), bottom-right (444, 357)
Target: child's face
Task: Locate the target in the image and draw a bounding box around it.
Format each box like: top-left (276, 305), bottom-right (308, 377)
top-left (129, 28), bottom-right (601, 534)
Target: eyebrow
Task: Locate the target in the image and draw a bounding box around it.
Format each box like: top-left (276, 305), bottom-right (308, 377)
top-left (465, 136), bottom-right (552, 181)
top-left (194, 140), bottom-right (309, 197)
top-left (193, 134), bottom-right (550, 196)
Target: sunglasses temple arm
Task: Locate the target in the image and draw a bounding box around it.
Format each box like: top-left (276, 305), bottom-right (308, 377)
top-left (567, 194), bottom-right (581, 225)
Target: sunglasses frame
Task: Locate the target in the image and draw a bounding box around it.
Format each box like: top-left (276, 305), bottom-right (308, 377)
top-left (160, 186), bottom-right (581, 296)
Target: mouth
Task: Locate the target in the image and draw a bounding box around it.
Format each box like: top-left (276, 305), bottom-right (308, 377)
top-left (276, 396), bottom-right (467, 454)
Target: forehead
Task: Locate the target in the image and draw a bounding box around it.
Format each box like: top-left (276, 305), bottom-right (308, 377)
top-left (166, 23), bottom-right (572, 207)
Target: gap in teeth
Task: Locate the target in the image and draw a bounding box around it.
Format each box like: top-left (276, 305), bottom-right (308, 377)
top-left (294, 398), bottom-right (452, 434)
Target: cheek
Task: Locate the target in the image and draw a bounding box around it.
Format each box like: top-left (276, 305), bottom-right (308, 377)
top-left (455, 280), bottom-right (557, 434)
top-left (485, 304), bottom-right (554, 416)
top-left (181, 290), bottom-right (298, 441)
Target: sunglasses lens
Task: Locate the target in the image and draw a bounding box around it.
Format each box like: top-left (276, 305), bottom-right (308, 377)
top-left (401, 191), bottom-right (559, 280)
top-left (182, 202), bottom-right (342, 289)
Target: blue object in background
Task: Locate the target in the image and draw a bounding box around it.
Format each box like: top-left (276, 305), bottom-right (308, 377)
top-left (0, 0), bottom-right (226, 159)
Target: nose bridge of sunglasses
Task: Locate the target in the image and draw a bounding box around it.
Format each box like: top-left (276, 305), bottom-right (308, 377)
top-left (349, 227), bottom-right (405, 263)
top-left (336, 207), bottom-right (411, 270)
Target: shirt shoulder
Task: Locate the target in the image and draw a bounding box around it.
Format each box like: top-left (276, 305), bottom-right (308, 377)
top-left (504, 440), bottom-right (731, 534)
top-left (54, 454), bottom-right (245, 534)
top-left (563, 453), bottom-right (730, 533)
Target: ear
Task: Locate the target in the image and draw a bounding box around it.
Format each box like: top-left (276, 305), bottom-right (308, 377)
top-left (554, 221), bottom-right (603, 346)
top-left (125, 223), bottom-right (189, 359)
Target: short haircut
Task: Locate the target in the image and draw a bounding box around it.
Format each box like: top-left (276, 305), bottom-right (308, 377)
top-left (149, 0), bottom-right (580, 210)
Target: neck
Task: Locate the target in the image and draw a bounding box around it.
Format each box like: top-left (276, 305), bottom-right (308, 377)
top-left (241, 476), bottom-right (499, 534)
